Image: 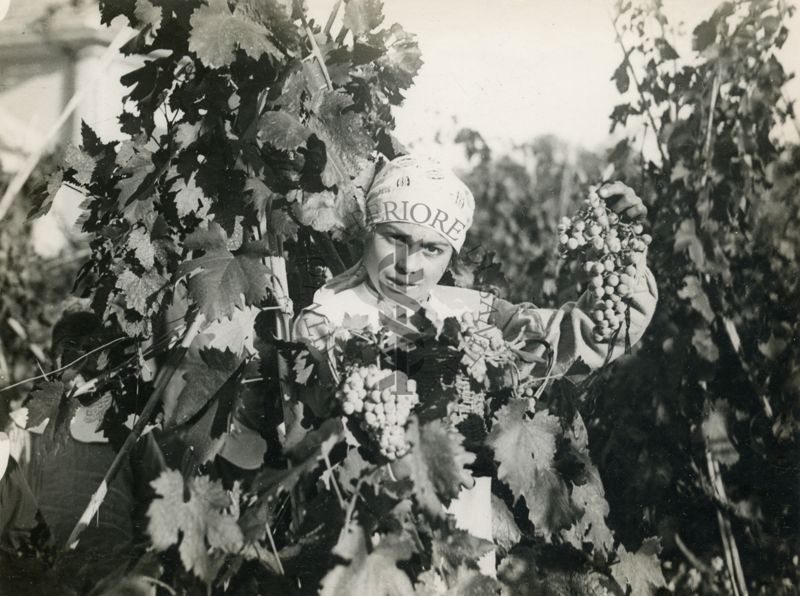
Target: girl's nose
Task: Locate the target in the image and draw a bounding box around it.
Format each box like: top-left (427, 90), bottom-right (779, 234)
top-left (394, 245), bottom-right (422, 278)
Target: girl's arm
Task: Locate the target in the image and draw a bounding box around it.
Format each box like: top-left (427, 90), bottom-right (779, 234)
top-left (490, 265), bottom-right (658, 376)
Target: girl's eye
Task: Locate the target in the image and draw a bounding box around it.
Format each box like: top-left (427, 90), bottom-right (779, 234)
top-left (424, 245), bottom-right (443, 255)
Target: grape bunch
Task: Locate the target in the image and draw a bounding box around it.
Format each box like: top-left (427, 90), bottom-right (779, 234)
top-left (558, 186), bottom-right (651, 342)
top-left (459, 312), bottom-right (512, 359)
top-left (336, 364), bottom-right (420, 460)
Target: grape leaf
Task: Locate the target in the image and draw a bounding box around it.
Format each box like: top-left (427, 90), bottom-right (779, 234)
top-left (309, 90), bottom-right (373, 183)
top-left (376, 24), bottom-right (423, 101)
top-left (488, 401), bottom-right (576, 535)
top-left (243, 176), bottom-right (279, 222)
top-left (128, 227), bottom-right (156, 269)
top-left (115, 141), bottom-right (156, 207)
top-left (431, 526), bottom-right (494, 572)
top-left (174, 121), bottom-right (202, 148)
top-left (418, 563), bottom-right (501, 596)
top-left (115, 269), bottom-right (167, 315)
top-left (177, 224), bottom-right (272, 321)
top-left (65, 145), bottom-right (96, 186)
top-left (692, 19), bottom-right (718, 52)
top-left (202, 305), bottom-right (259, 357)
top-left (269, 208), bottom-right (299, 241)
top-left (336, 447), bottom-right (372, 492)
top-left (293, 347), bottom-right (317, 386)
top-left (491, 494), bottom-right (521, 552)
top-left (28, 169), bottom-right (64, 220)
top-left (611, 538), bottom-right (666, 596)
top-left (677, 276), bottom-right (714, 323)
top-left (273, 62), bottom-right (307, 116)
top-left (178, 359), bottom-right (246, 464)
top-left (655, 38), bottom-right (679, 61)
top-left (188, 0), bottom-right (282, 68)
top-left (343, 0), bottom-right (385, 37)
top-left (674, 219), bottom-right (707, 271)
top-left (25, 381), bottom-right (66, 429)
top-left (164, 347), bottom-right (243, 429)
top-left (612, 62), bottom-right (630, 93)
top-left (251, 419), bottom-right (344, 500)
top-left (391, 418), bottom-right (475, 516)
top-left (320, 526), bottom-right (415, 596)
top-left (561, 481), bottom-right (614, 555)
top-left (692, 327), bottom-right (719, 362)
top-left (134, 0), bottom-right (162, 36)
top-left (294, 190), bottom-right (341, 233)
top-left (147, 470), bottom-right (243, 582)
top-left (258, 111), bottom-right (310, 150)
top-left (172, 174), bottom-right (207, 218)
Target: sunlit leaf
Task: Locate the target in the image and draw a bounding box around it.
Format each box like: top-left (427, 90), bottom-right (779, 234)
top-left (147, 470), bottom-right (243, 581)
top-left (189, 0), bottom-right (282, 68)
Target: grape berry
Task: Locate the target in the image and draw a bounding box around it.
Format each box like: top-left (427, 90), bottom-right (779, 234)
top-left (336, 364), bottom-right (419, 460)
top-left (559, 186), bottom-right (651, 342)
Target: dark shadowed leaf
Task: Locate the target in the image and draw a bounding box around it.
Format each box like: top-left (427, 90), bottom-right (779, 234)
top-left (25, 381), bottom-right (66, 429)
top-left (612, 62), bottom-right (630, 94)
top-left (692, 19), bottom-right (717, 52)
top-left (163, 347), bottom-right (243, 429)
top-left (655, 38), bottom-right (679, 61)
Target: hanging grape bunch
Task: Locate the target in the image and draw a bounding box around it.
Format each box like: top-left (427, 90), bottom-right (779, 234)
top-left (456, 312), bottom-right (536, 404)
top-left (558, 185), bottom-right (652, 342)
top-left (336, 365), bottom-right (420, 460)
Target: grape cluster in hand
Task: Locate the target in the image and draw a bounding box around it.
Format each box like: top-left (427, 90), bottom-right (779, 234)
top-left (460, 312), bottom-right (509, 353)
top-left (558, 186), bottom-right (651, 342)
top-left (336, 364), bottom-right (419, 460)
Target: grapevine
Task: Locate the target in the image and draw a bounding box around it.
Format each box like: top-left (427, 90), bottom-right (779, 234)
top-left (451, 312), bottom-right (539, 427)
top-left (336, 364), bottom-right (419, 460)
top-left (1, 0), bottom-right (794, 593)
top-left (558, 185), bottom-right (651, 342)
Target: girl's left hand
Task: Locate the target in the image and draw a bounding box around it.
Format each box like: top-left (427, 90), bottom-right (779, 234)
top-left (598, 181), bottom-right (648, 222)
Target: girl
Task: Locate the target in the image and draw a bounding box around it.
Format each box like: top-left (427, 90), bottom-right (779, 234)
top-left (292, 154), bottom-right (658, 575)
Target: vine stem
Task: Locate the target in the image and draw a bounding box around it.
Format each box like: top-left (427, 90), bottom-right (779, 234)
top-left (298, 2), bottom-right (333, 91)
top-left (674, 532), bottom-right (713, 575)
top-left (607, 8), bottom-right (669, 165)
top-left (64, 313), bottom-right (205, 550)
top-left (323, 0), bottom-right (342, 36)
top-left (343, 476), bottom-right (365, 530)
top-left (697, 67), bottom-right (774, 421)
top-left (705, 448), bottom-right (749, 596)
top-left (323, 451), bottom-right (345, 508)
top-left (264, 515), bottom-right (286, 576)
top-left (0, 336), bottom-right (128, 393)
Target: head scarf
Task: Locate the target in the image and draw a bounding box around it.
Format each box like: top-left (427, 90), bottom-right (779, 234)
top-left (364, 155), bottom-right (475, 252)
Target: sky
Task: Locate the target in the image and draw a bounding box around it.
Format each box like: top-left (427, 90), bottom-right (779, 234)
top-left (307, 0), bottom-right (800, 154)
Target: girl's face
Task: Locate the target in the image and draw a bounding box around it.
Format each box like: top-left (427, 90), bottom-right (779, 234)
top-left (363, 222), bottom-right (454, 306)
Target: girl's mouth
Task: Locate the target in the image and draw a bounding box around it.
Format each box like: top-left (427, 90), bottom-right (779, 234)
top-left (386, 276), bottom-right (418, 288)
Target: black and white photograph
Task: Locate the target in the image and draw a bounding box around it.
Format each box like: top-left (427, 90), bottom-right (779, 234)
top-left (0, 0), bottom-right (798, 594)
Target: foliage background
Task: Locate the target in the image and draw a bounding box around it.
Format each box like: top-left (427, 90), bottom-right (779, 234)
top-left (0, 0), bottom-right (798, 595)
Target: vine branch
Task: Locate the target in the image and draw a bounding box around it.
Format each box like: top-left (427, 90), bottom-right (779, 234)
top-left (607, 8), bottom-right (669, 165)
top-left (65, 313), bottom-right (205, 550)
